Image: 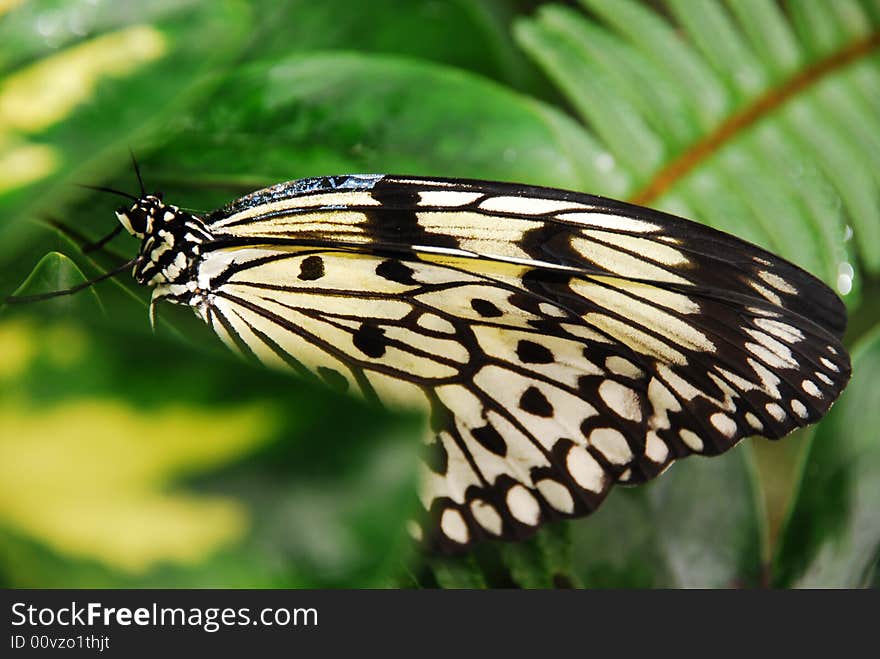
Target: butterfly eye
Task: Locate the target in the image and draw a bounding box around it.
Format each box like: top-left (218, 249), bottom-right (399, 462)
top-left (115, 204), bottom-right (149, 235)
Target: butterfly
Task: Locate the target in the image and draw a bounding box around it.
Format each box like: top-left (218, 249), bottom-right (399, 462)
top-left (16, 171), bottom-right (852, 551)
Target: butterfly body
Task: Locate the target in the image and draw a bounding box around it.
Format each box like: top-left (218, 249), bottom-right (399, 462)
top-left (114, 174), bottom-right (851, 551)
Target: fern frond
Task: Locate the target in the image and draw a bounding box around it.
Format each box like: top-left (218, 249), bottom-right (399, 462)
top-left (515, 0), bottom-right (880, 296)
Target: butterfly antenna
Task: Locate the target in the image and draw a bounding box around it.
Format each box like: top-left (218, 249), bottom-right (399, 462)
top-left (77, 183), bottom-right (138, 201)
top-left (82, 225), bottom-right (124, 253)
top-left (129, 148), bottom-right (146, 196)
top-left (3, 258), bottom-right (138, 305)
top-left (72, 185), bottom-right (133, 252)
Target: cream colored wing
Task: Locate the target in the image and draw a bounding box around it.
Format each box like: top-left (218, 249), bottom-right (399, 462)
top-left (192, 232), bottom-right (848, 549)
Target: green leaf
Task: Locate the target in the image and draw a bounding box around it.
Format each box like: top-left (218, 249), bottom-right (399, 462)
top-left (725, 0), bottom-right (804, 79)
top-left (429, 554), bottom-right (487, 589)
top-left (0, 310), bottom-right (421, 587)
top-left (514, 11), bottom-right (666, 181)
top-left (500, 542), bottom-right (553, 588)
top-left (243, 0), bottom-right (544, 93)
top-left (577, 0), bottom-right (732, 128)
top-left (666, 0), bottom-right (770, 99)
top-left (570, 446), bottom-right (764, 588)
top-left (0, 0), bottom-right (251, 264)
top-left (500, 521), bottom-right (576, 588)
top-left (3, 251), bottom-right (103, 316)
top-left (0, 0), bottom-right (205, 71)
top-left (786, 0), bottom-right (872, 58)
top-left (772, 325), bottom-right (880, 588)
top-left (533, 5), bottom-right (701, 148)
top-left (132, 52), bottom-right (632, 207)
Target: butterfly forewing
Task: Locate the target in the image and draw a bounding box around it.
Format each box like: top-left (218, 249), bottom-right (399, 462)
top-left (140, 175), bottom-right (851, 550)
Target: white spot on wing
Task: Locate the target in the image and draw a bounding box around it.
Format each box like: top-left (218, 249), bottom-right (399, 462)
top-left (746, 341), bottom-right (793, 370)
top-left (647, 377), bottom-right (681, 430)
top-left (802, 379), bottom-right (821, 398)
top-left (819, 357), bottom-right (839, 373)
top-left (506, 485), bottom-right (541, 525)
top-left (754, 318), bottom-right (804, 342)
top-left (589, 427), bottom-right (633, 465)
top-left (417, 313), bottom-right (456, 334)
top-left (582, 230), bottom-right (688, 265)
top-left (562, 212), bottom-right (659, 232)
top-left (539, 302), bottom-right (568, 318)
top-left (745, 412), bottom-right (763, 431)
top-left (479, 195), bottom-right (585, 215)
top-left (565, 324), bottom-right (613, 343)
top-left (710, 412), bottom-right (737, 438)
top-left (605, 356), bottom-right (643, 379)
top-left (440, 508), bottom-right (469, 544)
top-left (745, 329), bottom-right (798, 368)
top-left (602, 278), bottom-right (700, 314)
top-left (758, 270), bottom-right (797, 294)
top-left (791, 399), bottom-right (808, 419)
top-left (645, 431), bottom-right (669, 463)
top-left (536, 479), bottom-right (575, 514)
top-left (588, 313), bottom-right (687, 364)
top-left (470, 500), bottom-right (503, 535)
top-left (598, 380), bottom-right (642, 421)
top-left (765, 402), bottom-right (786, 422)
top-left (213, 191), bottom-right (381, 227)
top-left (433, 429), bottom-right (483, 504)
top-left (714, 367), bottom-right (759, 393)
top-left (747, 306), bottom-right (782, 318)
top-left (749, 281), bottom-right (783, 305)
top-left (566, 445), bottom-right (605, 493)
top-left (679, 429), bottom-right (704, 451)
top-left (573, 280), bottom-right (714, 354)
top-left (418, 190), bottom-right (483, 207)
top-left (657, 365), bottom-right (702, 401)
top-left (747, 358), bottom-right (783, 398)
top-left (572, 238), bottom-right (691, 285)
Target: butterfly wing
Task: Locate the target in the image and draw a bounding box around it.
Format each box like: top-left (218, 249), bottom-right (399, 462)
top-left (194, 175), bottom-right (850, 549)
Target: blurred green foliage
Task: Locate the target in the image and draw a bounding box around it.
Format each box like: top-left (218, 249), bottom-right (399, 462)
top-left (0, 0), bottom-right (878, 588)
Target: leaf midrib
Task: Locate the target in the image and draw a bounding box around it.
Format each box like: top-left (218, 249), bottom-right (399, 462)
top-left (629, 31), bottom-right (880, 206)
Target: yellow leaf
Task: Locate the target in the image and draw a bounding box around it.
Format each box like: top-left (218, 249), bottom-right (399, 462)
top-left (0, 398), bottom-right (278, 573)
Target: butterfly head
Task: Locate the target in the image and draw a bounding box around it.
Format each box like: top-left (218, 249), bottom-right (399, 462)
top-left (115, 193), bottom-right (212, 287)
top-left (115, 193), bottom-right (171, 238)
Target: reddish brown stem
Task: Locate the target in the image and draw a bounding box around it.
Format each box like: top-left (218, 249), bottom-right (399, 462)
top-left (629, 32), bottom-right (880, 206)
